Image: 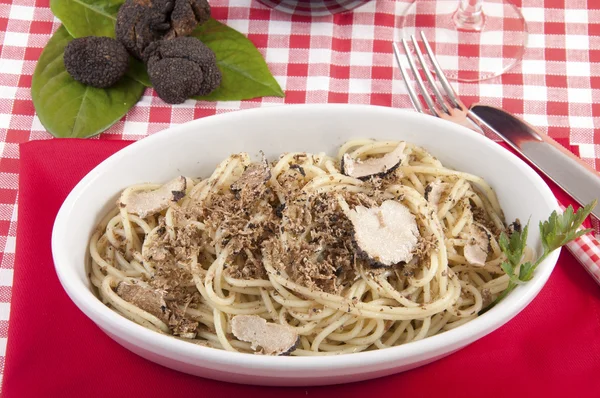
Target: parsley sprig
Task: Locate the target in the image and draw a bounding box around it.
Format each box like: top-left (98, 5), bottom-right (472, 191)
top-left (493, 199), bottom-right (597, 305)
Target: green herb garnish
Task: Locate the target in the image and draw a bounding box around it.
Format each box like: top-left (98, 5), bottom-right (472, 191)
top-left (492, 200), bottom-right (597, 307)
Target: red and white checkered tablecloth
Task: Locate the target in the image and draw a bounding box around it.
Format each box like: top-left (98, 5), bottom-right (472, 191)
top-left (1, 0), bottom-right (599, 388)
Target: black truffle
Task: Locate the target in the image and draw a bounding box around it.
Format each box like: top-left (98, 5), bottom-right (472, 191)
top-left (144, 37), bottom-right (221, 103)
top-left (115, 0), bottom-right (211, 59)
top-left (168, 0), bottom-right (211, 38)
top-left (63, 36), bottom-right (129, 88)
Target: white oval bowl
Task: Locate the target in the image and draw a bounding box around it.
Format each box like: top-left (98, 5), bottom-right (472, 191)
top-left (52, 104), bottom-right (559, 386)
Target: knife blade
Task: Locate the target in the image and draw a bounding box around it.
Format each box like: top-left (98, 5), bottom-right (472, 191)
top-left (468, 104), bottom-right (600, 221)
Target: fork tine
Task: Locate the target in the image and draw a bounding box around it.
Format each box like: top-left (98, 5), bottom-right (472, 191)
top-left (409, 35), bottom-right (449, 114)
top-left (392, 42), bottom-right (423, 113)
top-left (419, 31), bottom-right (461, 109)
top-left (400, 38), bottom-right (438, 114)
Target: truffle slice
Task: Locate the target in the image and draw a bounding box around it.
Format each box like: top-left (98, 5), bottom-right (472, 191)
top-left (463, 223), bottom-right (490, 266)
top-left (141, 225), bottom-right (168, 264)
top-left (116, 281), bottom-right (170, 323)
top-left (231, 315), bottom-right (299, 356)
top-left (230, 155), bottom-right (271, 198)
top-left (341, 143), bottom-right (406, 180)
top-left (424, 179), bottom-right (448, 208)
top-left (345, 200), bottom-right (420, 267)
top-left (64, 36), bottom-right (129, 88)
top-left (119, 176), bottom-right (186, 218)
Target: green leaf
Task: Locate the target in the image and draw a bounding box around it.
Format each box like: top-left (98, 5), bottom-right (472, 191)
top-left (485, 200), bottom-right (597, 313)
top-left (500, 261), bottom-right (514, 279)
top-left (491, 200), bottom-right (597, 311)
top-left (571, 200), bottom-right (596, 229)
top-left (50, 0), bottom-right (121, 38)
top-left (518, 261), bottom-right (535, 282)
top-left (127, 57), bottom-right (152, 87)
top-left (499, 222), bottom-right (529, 268)
top-left (32, 26), bottom-right (145, 138)
top-left (498, 231), bottom-right (510, 254)
top-left (539, 201), bottom-right (596, 253)
top-left (500, 261), bottom-right (520, 285)
top-left (539, 215), bottom-right (555, 254)
top-left (191, 19), bottom-right (284, 101)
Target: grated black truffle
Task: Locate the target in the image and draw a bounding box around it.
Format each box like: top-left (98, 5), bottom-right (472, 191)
top-left (63, 36), bottom-right (129, 88)
top-left (143, 37), bottom-right (221, 103)
top-left (115, 0), bottom-right (211, 59)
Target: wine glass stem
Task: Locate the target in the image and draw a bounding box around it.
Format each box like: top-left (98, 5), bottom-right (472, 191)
top-left (453, 0), bottom-right (485, 31)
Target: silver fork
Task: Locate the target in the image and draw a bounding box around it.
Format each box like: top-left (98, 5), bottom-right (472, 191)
top-left (392, 32), bottom-right (482, 132)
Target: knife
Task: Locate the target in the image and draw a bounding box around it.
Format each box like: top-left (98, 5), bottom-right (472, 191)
top-left (468, 104), bottom-right (600, 221)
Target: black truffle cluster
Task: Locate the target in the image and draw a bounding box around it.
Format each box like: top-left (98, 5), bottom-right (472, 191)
top-left (62, 0), bottom-right (220, 104)
top-left (64, 37), bottom-right (129, 88)
top-left (116, 0), bottom-right (211, 59)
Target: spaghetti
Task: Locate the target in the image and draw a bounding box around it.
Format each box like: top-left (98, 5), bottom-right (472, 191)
top-left (89, 140), bottom-right (526, 355)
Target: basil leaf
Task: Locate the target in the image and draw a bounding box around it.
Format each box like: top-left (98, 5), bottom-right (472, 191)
top-left (50, 0), bottom-right (121, 38)
top-left (32, 26), bottom-right (145, 138)
top-left (192, 19), bottom-right (284, 101)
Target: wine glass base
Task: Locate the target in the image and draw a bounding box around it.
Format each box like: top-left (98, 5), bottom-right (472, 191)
top-left (401, 0), bottom-right (528, 82)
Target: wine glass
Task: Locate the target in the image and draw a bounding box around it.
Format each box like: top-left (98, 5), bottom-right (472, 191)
top-left (401, 0), bottom-right (528, 82)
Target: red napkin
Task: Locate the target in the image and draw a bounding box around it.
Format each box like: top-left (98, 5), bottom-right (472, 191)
top-left (3, 139), bottom-right (600, 398)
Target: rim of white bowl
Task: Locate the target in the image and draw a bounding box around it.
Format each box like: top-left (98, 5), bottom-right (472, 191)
top-left (52, 104), bottom-right (560, 374)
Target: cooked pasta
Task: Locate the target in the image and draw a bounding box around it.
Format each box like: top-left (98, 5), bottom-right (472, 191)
top-left (89, 139), bottom-right (529, 355)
